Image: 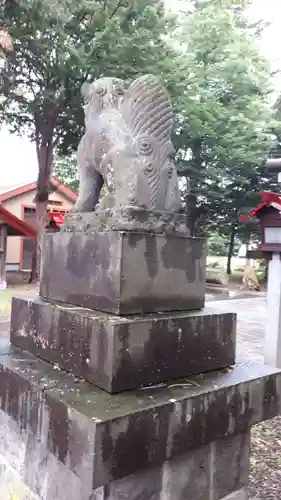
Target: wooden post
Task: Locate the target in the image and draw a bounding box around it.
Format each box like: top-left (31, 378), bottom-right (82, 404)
top-left (0, 224), bottom-right (8, 290)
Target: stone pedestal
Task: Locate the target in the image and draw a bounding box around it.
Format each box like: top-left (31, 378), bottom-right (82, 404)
top-left (0, 341), bottom-right (281, 499)
top-left (10, 296), bottom-right (236, 393)
top-left (40, 229), bottom-right (206, 315)
top-left (6, 211), bottom-right (281, 498)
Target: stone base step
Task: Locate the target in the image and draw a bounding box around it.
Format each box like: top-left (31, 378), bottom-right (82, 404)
top-left (0, 339), bottom-right (280, 496)
top-left (10, 295), bottom-right (236, 393)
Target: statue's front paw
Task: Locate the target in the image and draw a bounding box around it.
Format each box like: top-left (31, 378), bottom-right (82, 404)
top-left (71, 204), bottom-right (82, 213)
top-left (73, 200), bottom-right (91, 213)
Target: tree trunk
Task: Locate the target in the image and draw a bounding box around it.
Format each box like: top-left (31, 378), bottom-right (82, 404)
top-left (185, 192), bottom-right (197, 236)
top-left (29, 116), bottom-right (54, 282)
top-left (264, 260), bottom-right (269, 284)
top-left (185, 140), bottom-right (202, 236)
top-left (0, 224), bottom-right (8, 289)
top-left (245, 234), bottom-right (250, 264)
top-left (28, 247), bottom-right (37, 284)
top-left (227, 224), bottom-right (236, 275)
top-left (35, 197), bottom-right (49, 279)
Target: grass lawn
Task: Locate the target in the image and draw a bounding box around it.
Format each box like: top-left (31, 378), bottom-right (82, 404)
top-left (0, 290), bottom-right (16, 319)
top-left (0, 287), bottom-right (37, 320)
top-left (207, 255), bottom-right (265, 286)
top-left (207, 255), bottom-right (247, 270)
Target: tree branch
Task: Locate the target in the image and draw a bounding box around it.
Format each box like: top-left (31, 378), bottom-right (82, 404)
top-left (110, 0), bottom-right (123, 19)
top-left (1, 110), bottom-right (33, 124)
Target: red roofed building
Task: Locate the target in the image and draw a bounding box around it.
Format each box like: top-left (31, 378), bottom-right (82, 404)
top-left (0, 204), bottom-right (37, 288)
top-left (0, 177), bottom-right (77, 271)
top-left (240, 192), bottom-right (281, 222)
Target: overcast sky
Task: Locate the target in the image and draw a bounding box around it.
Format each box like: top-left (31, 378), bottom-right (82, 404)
top-left (1, 0), bottom-right (281, 187)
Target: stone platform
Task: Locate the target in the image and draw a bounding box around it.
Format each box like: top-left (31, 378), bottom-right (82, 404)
top-left (10, 296), bottom-right (236, 393)
top-left (0, 338), bottom-right (280, 499)
top-left (40, 229), bottom-right (206, 315)
top-left (62, 207), bottom-right (190, 236)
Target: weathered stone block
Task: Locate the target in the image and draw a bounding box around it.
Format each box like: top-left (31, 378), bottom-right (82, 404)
top-left (213, 433), bottom-right (250, 499)
top-left (0, 405), bottom-right (250, 500)
top-left (160, 444), bottom-right (211, 500)
top-left (0, 408), bottom-right (27, 476)
top-left (39, 230), bottom-right (206, 315)
top-left (0, 451), bottom-right (40, 500)
top-left (221, 489), bottom-right (248, 500)
top-left (0, 340), bottom-right (280, 490)
top-left (10, 296), bottom-right (236, 393)
top-left (24, 433), bottom-right (49, 498)
top-left (63, 208), bottom-right (190, 236)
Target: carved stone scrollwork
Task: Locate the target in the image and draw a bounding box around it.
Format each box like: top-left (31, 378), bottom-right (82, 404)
top-left (63, 208), bottom-right (189, 236)
top-left (70, 74), bottom-right (185, 233)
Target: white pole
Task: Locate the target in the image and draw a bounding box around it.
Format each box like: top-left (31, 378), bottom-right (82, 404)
top-left (264, 252), bottom-right (281, 367)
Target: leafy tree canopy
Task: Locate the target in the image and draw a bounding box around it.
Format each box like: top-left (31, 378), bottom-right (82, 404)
top-left (1, 0), bottom-right (280, 275)
top-left (0, 0), bottom-right (177, 229)
top-left (169, 1), bottom-right (277, 240)
top-left (53, 154), bottom-right (78, 192)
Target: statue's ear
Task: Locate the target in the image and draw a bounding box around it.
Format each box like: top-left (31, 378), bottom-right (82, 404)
top-left (81, 82), bottom-right (91, 99)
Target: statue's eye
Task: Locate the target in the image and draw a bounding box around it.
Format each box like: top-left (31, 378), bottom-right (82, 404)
top-left (84, 94), bottom-right (91, 104)
top-left (139, 139), bottom-right (153, 157)
top-left (115, 84), bottom-right (124, 95)
top-left (96, 85), bottom-right (106, 96)
top-left (144, 163), bottom-right (153, 175)
top-left (167, 167), bottom-right (174, 179)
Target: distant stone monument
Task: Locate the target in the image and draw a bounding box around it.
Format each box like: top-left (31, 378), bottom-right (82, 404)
top-left (1, 75), bottom-right (281, 499)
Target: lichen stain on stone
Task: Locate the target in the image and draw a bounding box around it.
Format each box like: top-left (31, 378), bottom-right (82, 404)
top-left (127, 232), bottom-right (144, 249)
top-left (89, 322), bottom-right (108, 374)
top-left (169, 384), bottom-right (254, 460)
top-left (20, 390), bottom-right (42, 436)
top-left (101, 405), bottom-right (172, 480)
top-left (263, 375), bottom-right (280, 420)
top-left (66, 233), bottom-right (111, 278)
top-left (144, 234), bottom-right (159, 279)
top-left (0, 368), bottom-right (22, 423)
top-left (161, 237), bottom-right (204, 281)
top-left (44, 393), bottom-right (70, 463)
top-left (113, 324), bottom-right (133, 390)
top-left (66, 409), bottom-right (94, 476)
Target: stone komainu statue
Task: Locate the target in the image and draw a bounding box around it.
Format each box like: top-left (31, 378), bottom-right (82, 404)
top-left (73, 74), bottom-right (181, 214)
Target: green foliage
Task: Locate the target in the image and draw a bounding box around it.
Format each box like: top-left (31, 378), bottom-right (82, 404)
top-left (53, 154), bottom-right (78, 192)
top-left (207, 232), bottom-right (230, 257)
top-left (1, 0), bottom-right (176, 149)
top-left (257, 259), bottom-right (267, 281)
top-left (171, 2), bottom-right (277, 238)
top-left (1, 0), bottom-right (279, 264)
top-left (269, 96), bottom-right (281, 162)
top-left (0, 0), bottom-right (177, 223)
top-left (207, 260), bottom-right (220, 268)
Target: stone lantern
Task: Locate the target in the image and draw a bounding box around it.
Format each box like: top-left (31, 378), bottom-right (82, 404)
top-left (240, 191), bottom-right (281, 253)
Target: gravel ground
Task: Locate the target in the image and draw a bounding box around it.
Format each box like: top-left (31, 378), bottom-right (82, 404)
top-left (250, 417), bottom-right (281, 500)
